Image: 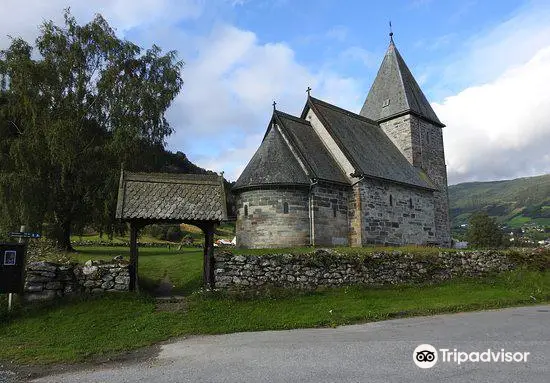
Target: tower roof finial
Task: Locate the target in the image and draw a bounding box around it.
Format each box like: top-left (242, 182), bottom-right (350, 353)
top-left (272, 100), bottom-right (277, 111)
top-left (306, 86), bottom-right (311, 96)
top-left (389, 21), bottom-right (394, 44)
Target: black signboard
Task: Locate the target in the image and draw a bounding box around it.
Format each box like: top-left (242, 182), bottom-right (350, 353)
top-left (0, 243), bottom-right (26, 293)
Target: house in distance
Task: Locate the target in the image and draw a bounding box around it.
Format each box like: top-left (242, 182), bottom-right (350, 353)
top-left (233, 35), bottom-right (451, 249)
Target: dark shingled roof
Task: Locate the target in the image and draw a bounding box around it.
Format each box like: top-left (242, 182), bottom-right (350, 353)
top-left (116, 172), bottom-right (227, 221)
top-left (304, 97), bottom-right (435, 190)
top-left (233, 122), bottom-right (310, 190)
top-left (274, 111), bottom-right (349, 185)
top-left (360, 41), bottom-right (444, 127)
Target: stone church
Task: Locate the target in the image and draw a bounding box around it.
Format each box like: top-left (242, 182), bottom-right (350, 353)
top-left (233, 36), bottom-right (451, 248)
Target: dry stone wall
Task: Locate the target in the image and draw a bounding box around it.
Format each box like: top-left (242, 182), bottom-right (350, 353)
top-left (214, 249), bottom-right (517, 290)
top-left (24, 260), bottom-right (130, 301)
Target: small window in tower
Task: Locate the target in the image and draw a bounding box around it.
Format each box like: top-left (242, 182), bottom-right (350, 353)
top-left (283, 202), bottom-right (289, 214)
top-left (244, 204), bottom-right (249, 217)
top-left (409, 198), bottom-right (413, 209)
top-left (426, 131), bottom-right (430, 144)
top-left (382, 98), bottom-right (390, 108)
top-left (389, 195), bottom-right (393, 206)
top-left (332, 202), bottom-right (337, 218)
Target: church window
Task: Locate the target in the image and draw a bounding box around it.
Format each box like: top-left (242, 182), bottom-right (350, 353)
top-left (332, 202), bottom-right (337, 218)
top-left (389, 195), bottom-right (393, 206)
top-left (283, 202), bottom-right (289, 214)
top-left (426, 131), bottom-right (430, 144)
top-left (244, 204), bottom-right (249, 217)
top-left (409, 198), bottom-right (413, 209)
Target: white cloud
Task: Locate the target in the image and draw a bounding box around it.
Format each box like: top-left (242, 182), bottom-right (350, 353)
top-left (194, 133), bottom-right (264, 181)
top-left (7, 1), bottom-right (548, 187)
top-left (425, 1), bottom-right (550, 184)
top-left (164, 24), bottom-right (363, 179)
top-left (0, 0), bottom-right (202, 48)
top-left (0, 1), bottom-right (364, 181)
top-left (434, 46), bottom-right (550, 184)
top-left (325, 26), bottom-right (349, 42)
top-left (427, 0), bottom-right (550, 98)
top-left (339, 46), bottom-right (375, 68)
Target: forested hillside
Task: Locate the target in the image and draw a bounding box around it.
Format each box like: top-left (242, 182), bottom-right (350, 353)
top-left (448, 174), bottom-right (550, 230)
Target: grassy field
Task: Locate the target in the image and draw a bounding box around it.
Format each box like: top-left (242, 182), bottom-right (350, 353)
top-left (1, 246), bottom-right (549, 364)
top-left (70, 222), bottom-right (236, 244)
top-left (72, 246), bottom-right (203, 294)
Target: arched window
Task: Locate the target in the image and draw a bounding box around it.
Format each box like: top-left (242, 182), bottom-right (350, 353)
top-left (389, 195), bottom-right (393, 206)
top-left (244, 204), bottom-right (248, 217)
top-left (283, 202), bottom-right (289, 214)
top-left (409, 198), bottom-right (413, 209)
top-left (332, 202), bottom-right (337, 218)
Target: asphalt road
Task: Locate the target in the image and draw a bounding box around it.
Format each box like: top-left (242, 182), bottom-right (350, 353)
top-left (26, 305), bottom-right (550, 382)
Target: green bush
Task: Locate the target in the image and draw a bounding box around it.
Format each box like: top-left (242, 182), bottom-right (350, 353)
top-left (166, 226), bottom-right (184, 242)
top-left (466, 212), bottom-right (505, 248)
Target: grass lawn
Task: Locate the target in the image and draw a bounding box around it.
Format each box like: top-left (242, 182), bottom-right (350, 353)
top-left (71, 246), bottom-right (204, 295)
top-left (1, 247), bottom-right (549, 364)
top-left (70, 222), bottom-right (236, 244)
top-left (70, 233), bottom-right (171, 244)
top-left (507, 215), bottom-right (532, 228)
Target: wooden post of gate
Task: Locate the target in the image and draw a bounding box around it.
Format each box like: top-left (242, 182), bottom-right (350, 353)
top-left (202, 222), bottom-right (215, 290)
top-left (129, 222), bottom-right (139, 292)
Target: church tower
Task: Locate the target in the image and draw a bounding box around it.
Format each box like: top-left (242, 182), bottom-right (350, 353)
top-left (360, 35), bottom-right (451, 247)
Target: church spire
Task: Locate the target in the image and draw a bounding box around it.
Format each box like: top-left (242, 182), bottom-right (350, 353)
top-left (359, 37), bottom-right (444, 127)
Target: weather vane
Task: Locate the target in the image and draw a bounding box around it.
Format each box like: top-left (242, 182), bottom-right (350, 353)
top-left (389, 20), bottom-right (394, 42)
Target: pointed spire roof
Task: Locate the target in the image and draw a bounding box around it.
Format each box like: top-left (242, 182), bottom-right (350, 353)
top-left (360, 40), bottom-right (444, 127)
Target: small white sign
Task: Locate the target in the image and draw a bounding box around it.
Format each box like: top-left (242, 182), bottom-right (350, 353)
top-left (4, 250), bottom-right (16, 266)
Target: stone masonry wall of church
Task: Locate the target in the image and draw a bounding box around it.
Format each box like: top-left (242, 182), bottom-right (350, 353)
top-left (359, 178), bottom-right (435, 245)
top-left (380, 115), bottom-right (451, 246)
top-left (235, 188), bottom-right (310, 248)
top-left (311, 182), bottom-right (349, 246)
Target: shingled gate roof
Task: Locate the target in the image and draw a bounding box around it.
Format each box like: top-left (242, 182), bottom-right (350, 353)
top-left (233, 122), bottom-right (310, 190)
top-left (304, 96), bottom-right (436, 190)
top-left (116, 172), bottom-right (227, 222)
top-left (359, 41), bottom-right (444, 127)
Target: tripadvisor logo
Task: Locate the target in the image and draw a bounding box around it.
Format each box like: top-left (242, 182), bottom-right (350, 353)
top-left (413, 344), bottom-right (530, 368)
top-left (413, 344), bottom-right (438, 369)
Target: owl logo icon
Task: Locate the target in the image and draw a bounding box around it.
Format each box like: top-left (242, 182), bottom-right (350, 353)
top-left (413, 344), bottom-right (438, 368)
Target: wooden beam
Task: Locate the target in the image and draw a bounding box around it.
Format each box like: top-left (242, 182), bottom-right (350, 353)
top-left (202, 222), bottom-right (215, 289)
top-left (129, 222), bottom-right (139, 292)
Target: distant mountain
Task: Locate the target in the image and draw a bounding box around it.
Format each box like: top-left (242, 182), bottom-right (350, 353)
top-left (448, 174), bottom-right (550, 231)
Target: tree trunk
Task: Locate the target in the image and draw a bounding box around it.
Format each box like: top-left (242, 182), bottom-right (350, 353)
top-left (56, 220), bottom-right (75, 252)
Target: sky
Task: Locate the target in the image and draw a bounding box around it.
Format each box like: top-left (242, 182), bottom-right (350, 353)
top-left (1, 0), bottom-right (550, 185)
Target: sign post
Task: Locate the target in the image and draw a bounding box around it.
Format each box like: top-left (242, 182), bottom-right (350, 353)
top-left (2, 225), bottom-right (31, 311)
top-left (11, 226), bottom-right (24, 311)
